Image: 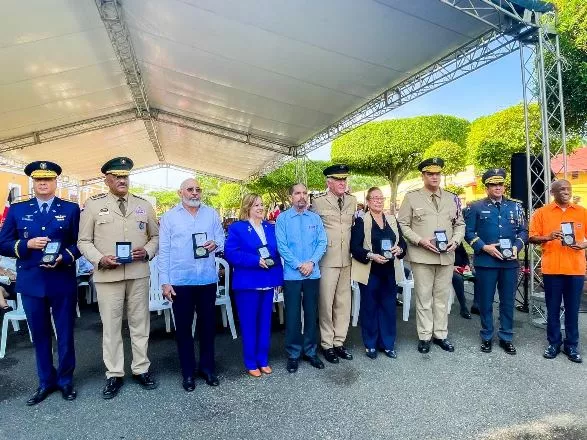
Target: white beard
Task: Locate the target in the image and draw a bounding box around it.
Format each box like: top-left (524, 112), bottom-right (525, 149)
top-left (183, 198), bottom-right (201, 208)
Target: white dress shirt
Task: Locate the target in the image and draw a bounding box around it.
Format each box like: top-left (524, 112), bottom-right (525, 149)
top-left (158, 203), bottom-right (225, 286)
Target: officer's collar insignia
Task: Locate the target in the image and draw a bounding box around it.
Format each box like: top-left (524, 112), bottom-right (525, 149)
top-left (40, 162), bottom-right (47, 169)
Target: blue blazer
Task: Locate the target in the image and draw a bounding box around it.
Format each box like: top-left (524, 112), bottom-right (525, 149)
top-left (0, 197), bottom-right (81, 297)
top-left (225, 220), bottom-right (283, 291)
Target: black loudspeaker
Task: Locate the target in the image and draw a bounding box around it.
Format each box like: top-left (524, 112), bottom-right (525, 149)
top-left (510, 153), bottom-right (548, 210)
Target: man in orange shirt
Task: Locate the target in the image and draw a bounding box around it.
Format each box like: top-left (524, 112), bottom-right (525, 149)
top-left (529, 180), bottom-right (586, 363)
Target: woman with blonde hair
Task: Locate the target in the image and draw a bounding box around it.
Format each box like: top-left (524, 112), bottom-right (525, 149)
top-left (225, 194), bottom-right (283, 377)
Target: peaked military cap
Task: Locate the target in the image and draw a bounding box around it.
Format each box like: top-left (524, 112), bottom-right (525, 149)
top-left (323, 164), bottom-right (350, 179)
top-left (24, 161), bottom-right (62, 179)
top-left (482, 168), bottom-right (506, 185)
top-left (101, 157), bottom-right (134, 176)
top-left (418, 157), bottom-right (444, 173)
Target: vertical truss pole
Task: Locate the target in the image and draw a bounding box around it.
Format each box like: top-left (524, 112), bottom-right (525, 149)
top-left (520, 22), bottom-right (568, 327)
top-left (95, 0), bottom-right (165, 162)
top-left (295, 155), bottom-right (308, 186)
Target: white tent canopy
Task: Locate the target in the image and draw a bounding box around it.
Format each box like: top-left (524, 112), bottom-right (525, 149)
top-left (0, 0), bottom-right (539, 183)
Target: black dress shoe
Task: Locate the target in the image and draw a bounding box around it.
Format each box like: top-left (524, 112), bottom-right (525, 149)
top-left (480, 340), bottom-right (492, 353)
top-left (417, 340), bottom-right (430, 354)
top-left (199, 371), bottom-right (220, 386)
top-left (562, 346), bottom-right (583, 363)
top-left (543, 344), bottom-right (561, 359)
top-left (26, 386), bottom-right (55, 406)
top-left (460, 310), bottom-right (472, 319)
top-left (383, 349), bottom-right (397, 359)
top-left (133, 372), bottom-right (158, 390)
top-left (302, 355), bottom-right (325, 369)
top-left (322, 348), bottom-right (339, 364)
top-left (499, 340), bottom-right (517, 355)
top-left (286, 358), bottom-right (299, 373)
top-left (60, 384), bottom-right (77, 401)
top-left (182, 377), bottom-right (196, 392)
top-left (102, 377), bottom-right (123, 400)
top-left (334, 345), bottom-right (353, 360)
top-left (365, 348), bottom-right (377, 359)
top-left (432, 338), bottom-right (455, 352)
top-left (470, 305), bottom-right (480, 315)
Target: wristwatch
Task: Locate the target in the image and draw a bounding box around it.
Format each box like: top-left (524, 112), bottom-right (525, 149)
top-left (366, 252), bottom-right (374, 260)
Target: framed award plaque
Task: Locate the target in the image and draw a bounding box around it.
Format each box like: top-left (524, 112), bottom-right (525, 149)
top-left (498, 238), bottom-right (514, 260)
top-left (434, 230), bottom-right (448, 253)
top-left (258, 245), bottom-right (275, 267)
top-left (116, 241), bottom-right (133, 264)
top-left (193, 233), bottom-right (209, 259)
top-left (561, 222), bottom-right (576, 246)
top-left (381, 239), bottom-right (393, 259)
top-left (41, 240), bottom-right (61, 264)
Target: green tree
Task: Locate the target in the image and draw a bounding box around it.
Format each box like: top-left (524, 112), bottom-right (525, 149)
top-left (331, 115), bottom-right (470, 212)
top-left (348, 174), bottom-right (389, 192)
top-left (424, 140), bottom-right (468, 176)
top-left (217, 183), bottom-right (243, 216)
top-left (148, 189), bottom-right (179, 216)
top-left (549, 0), bottom-right (587, 50)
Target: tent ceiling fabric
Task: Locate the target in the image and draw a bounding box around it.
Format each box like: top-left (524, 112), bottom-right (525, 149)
top-left (0, 0), bottom-right (502, 181)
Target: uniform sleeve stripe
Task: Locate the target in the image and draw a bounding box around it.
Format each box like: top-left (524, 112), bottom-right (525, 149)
top-left (14, 240), bottom-right (20, 258)
top-left (469, 237), bottom-right (480, 245)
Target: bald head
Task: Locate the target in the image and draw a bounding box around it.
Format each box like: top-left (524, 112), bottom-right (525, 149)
top-left (551, 179), bottom-right (570, 193)
top-left (551, 179), bottom-right (572, 206)
top-left (179, 178), bottom-right (202, 209)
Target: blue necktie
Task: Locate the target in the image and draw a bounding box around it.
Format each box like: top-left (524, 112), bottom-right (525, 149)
top-left (41, 203), bottom-right (48, 215)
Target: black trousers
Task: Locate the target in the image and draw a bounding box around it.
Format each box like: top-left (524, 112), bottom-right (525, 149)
top-left (171, 284), bottom-right (217, 378)
top-left (283, 278), bottom-right (320, 359)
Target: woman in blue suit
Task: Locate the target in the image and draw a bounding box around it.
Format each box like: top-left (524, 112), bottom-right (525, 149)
top-left (225, 194), bottom-right (283, 377)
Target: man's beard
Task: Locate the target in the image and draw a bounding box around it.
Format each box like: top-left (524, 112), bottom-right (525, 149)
top-left (183, 197), bottom-right (201, 208)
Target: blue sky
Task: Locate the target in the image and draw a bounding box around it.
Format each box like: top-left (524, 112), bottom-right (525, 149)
top-left (132, 52), bottom-right (524, 188)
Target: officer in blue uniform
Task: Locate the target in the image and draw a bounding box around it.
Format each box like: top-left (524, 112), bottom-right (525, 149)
top-left (464, 168), bottom-right (528, 355)
top-left (0, 161), bottom-right (81, 405)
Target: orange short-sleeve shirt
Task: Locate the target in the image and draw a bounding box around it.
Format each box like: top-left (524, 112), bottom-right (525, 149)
top-left (529, 202), bottom-right (587, 275)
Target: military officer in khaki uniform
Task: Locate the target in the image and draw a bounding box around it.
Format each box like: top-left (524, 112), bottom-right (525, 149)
top-left (311, 164), bottom-right (357, 363)
top-left (397, 158), bottom-right (465, 354)
top-left (78, 157), bottom-right (159, 399)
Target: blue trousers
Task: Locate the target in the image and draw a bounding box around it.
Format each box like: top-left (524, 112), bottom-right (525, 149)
top-left (234, 289), bottom-right (274, 370)
top-left (171, 284), bottom-right (217, 378)
top-left (475, 267), bottom-right (518, 342)
top-left (21, 294), bottom-right (76, 388)
top-left (283, 279), bottom-right (319, 359)
top-left (359, 271), bottom-right (397, 350)
top-left (451, 272), bottom-right (468, 313)
top-left (543, 275), bottom-right (583, 349)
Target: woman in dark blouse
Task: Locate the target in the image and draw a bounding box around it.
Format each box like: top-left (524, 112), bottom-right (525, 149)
top-left (351, 187), bottom-right (407, 359)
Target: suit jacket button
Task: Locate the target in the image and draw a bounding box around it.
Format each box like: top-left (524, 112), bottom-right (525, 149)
top-left (41, 227), bottom-right (45, 230)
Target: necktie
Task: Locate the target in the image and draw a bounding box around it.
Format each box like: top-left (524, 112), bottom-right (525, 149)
top-left (338, 197), bottom-right (343, 211)
top-left (431, 194), bottom-right (438, 211)
top-left (495, 201), bottom-right (501, 210)
top-left (41, 202), bottom-right (48, 215)
top-left (118, 198), bottom-right (126, 216)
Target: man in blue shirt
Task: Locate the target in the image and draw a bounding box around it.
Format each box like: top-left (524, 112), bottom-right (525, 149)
top-left (276, 183), bottom-right (328, 373)
top-left (159, 178), bottom-right (225, 392)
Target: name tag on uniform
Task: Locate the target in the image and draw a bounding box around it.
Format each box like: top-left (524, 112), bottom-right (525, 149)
top-left (21, 216), bottom-right (33, 222)
top-left (481, 210), bottom-right (490, 214)
top-left (55, 215), bottom-right (66, 221)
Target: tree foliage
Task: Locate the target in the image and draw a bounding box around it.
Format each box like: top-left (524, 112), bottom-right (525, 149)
top-left (216, 183), bottom-right (242, 213)
top-left (424, 140), bottom-right (467, 176)
top-left (331, 115), bottom-right (470, 211)
top-left (549, 0), bottom-right (587, 51)
top-left (148, 190), bottom-right (179, 216)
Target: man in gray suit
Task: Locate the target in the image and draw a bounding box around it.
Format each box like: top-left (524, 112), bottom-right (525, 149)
top-left (397, 158), bottom-right (465, 354)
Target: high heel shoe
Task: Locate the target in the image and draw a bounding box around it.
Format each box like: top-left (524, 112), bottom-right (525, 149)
top-left (259, 366), bottom-right (272, 374)
top-left (247, 369), bottom-right (262, 378)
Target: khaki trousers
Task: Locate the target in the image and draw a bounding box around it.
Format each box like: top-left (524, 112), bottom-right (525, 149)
top-left (411, 263), bottom-right (453, 341)
top-left (95, 277), bottom-right (150, 378)
top-left (319, 266), bottom-right (351, 349)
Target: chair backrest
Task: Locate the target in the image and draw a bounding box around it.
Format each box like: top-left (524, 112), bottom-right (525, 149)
top-left (149, 255), bottom-right (163, 301)
top-left (397, 259), bottom-right (413, 284)
top-left (215, 257), bottom-right (229, 297)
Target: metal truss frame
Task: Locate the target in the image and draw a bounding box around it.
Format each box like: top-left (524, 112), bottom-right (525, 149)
top-left (295, 28), bottom-right (522, 158)
top-left (95, 0), bottom-right (164, 162)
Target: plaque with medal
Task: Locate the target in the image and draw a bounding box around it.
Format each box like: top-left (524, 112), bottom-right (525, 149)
top-left (561, 222), bottom-right (576, 246)
top-left (433, 230), bottom-right (448, 253)
top-left (258, 245), bottom-right (275, 267)
top-left (41, 240), bottom-right (61, 264)
top-left (498, 238), bottom-right (514, 260)
top-left (192, 233), bottom-right (209, 259)
top-left (381, 239), bottom-right (393, 260)
top-left (116, 241), bottom-right (133, 264)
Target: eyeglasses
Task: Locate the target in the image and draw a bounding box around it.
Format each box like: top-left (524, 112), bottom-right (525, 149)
top-left (368, 197), bottom-right (386, 202)
top-left (185, 187), bottom-right (202, 193)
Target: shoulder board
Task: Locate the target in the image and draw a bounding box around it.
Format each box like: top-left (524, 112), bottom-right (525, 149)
top-left (444, 190), bottom-right (457, 196)
top-left (12, 198), bottom-right (31, 206)
top-left (131, 193), bottom-right (147, 201)
top-left (406, 189), bottom-right (420, 194)
top-left (508, 197), bottom-right (524, 205)
top-left (89, 193), bottom-right (107, 200)
top-left (313, 192), bottom-right (327, 198)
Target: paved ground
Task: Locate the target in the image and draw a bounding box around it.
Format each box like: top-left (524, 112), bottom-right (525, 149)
top-left (0, 295), bottom-right (585, 440)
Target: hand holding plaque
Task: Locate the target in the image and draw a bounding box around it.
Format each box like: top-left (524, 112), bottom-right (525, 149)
top-left (381, 239), bottom-right (393, 260)
top-left (561, 222), bottom-right (576, 246)
top-left (433, 230), bottom-right (449, 253)
top-left (41, 240), bottom-right (61, 265)
top-left (116, 242), bottom-right (133, 264)
top-left (193, 233), bottom-right (209, 259)
top-left (498, 238), bottom-right (515, 260)
top-left (258, 245), bottom-right (275, 268)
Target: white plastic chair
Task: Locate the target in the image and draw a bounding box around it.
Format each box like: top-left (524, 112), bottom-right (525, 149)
top-left (397, 260), bottom-right (414, 322)
top-left (351, 281), bottom-right (360, 327)
top-left (273, 287), bottom-right (285, 325)
top-left (0, 292), bottom-right (32, 359)
top-left (149, 256), bottom-right (175, 333)
top-left (214, 258), bottom-right (237, 339)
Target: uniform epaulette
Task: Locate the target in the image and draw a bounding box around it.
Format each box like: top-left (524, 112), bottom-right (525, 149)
top-left (12, 197), bottom-right (32, 205)
top-left (131, 193), bottom-right (147, 201)
top-left (89, 193), bottom-right (107, 200)
top-left (406, 188), bottom-right (419, 194)
top-left (509, 197), bottom-right (524, 205)
top-left (345, 191), bottom-right (356, 198)
top-left (444, 189), bottom-right (457, 196)
top-left (313, 191), bottom-right (327, 198)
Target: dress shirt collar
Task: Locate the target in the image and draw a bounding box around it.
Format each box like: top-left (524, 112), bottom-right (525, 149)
top-left (287, 207), bottom-right (310, 217)
top-left (108, 192), bottom-right (128, 203)
top-left (36, 197), bottom-right (55, 211)
top-left (422, 187), bottom-right (441, 197)
top-left (548, 202), bottom-right (576, 211)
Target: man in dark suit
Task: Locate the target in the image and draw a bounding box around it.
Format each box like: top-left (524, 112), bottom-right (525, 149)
top-left (0, 161), bottom-right (81, 405)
